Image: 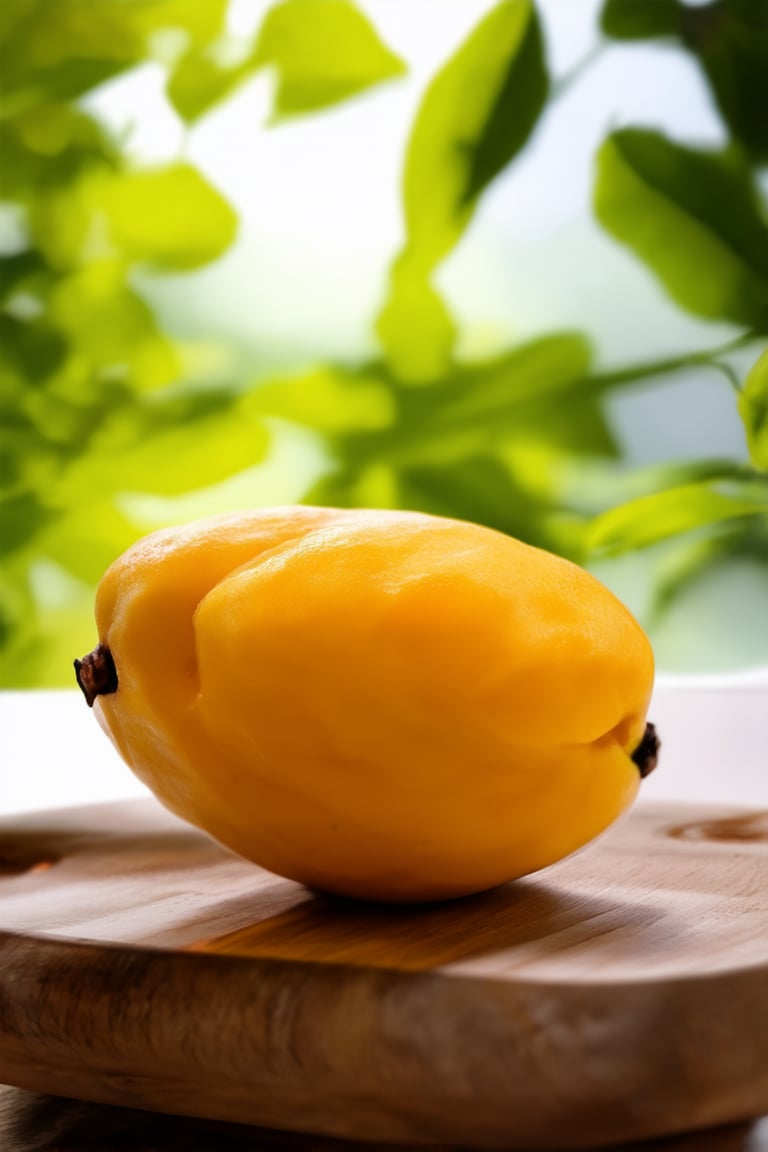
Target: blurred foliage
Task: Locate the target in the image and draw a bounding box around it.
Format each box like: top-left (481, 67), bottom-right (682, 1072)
top-left (378, 0), bottom-right (547, 382)
top-left (587, 470), bottom-right (768, 556)
top-left (601, 0), bottom-right (768, 161)
top-left (168, 0), bottom-right (405, 123)
top-left (739, 348), bottom-right (768, 470)
top-left (1, 0), bottom-right (767, 685)
top-left (0, 0), bottom-right (256, 683)
top-left (594, 129), bottom-right (768, 329)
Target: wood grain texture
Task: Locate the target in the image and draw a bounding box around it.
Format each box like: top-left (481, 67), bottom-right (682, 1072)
top-left (0, 799), bottom-right (766, 1148)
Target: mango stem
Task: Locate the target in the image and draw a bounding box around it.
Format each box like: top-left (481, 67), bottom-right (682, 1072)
top-left (74, 644), bottom-right (118, 707)
top-left (632, 722), bottom-right (660, 779)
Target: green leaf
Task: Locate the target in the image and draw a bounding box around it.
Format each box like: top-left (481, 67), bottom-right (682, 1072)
top-left (374, 266), bottom-right (457, 385)
top-left (0, 564), bottom-right (40, 687)
top-left (305, 453), bottom-right (568, 552)
top-left (0, 250), bottom-right (46, 300)
top-left (39, 500), bottom-right (142, 585)
top-left (400, 0), bottom-right (547, 270)
top-left (0, 109), bottom-right (116, 200)
top-left (49, 262), bottom-right (179, 392)
top-left (587, 475), bottom-right (768, 556)
top-left (738, 347), bottom-right (768, 470)
top-left (0, 0), bottom-right (38, 47)
top-left (377, 0), bottom-right (548, 382)
top-left (327, 334), bottom-right (607, 472)
top-left (169, 0), bottom-right (405, 124)
top-left (399, 456), bottom-right (544, 541)
top-left (57, 386), bottom-right (270, 501)
top-left (555, 456), bottom-right (744, 516)
top-left (167, 44), bottom-right (254, 122)
top-left (0, 0), bottom-right (228, 112)
top-left (0, 491), bottom-right (53, 556)
top-left (402, 333), bottom-right (612, 460)
top-left (594, 129), bottom-right (768, 329)
top-left (0, 19), bottom-right (133, 114)
top-left (682, 1), bottom-right (768, 162)
top-left (0, 407), bottom-right (51, 492)
top-left (1, 58), bottom-right (134, 116)
top-left (295, 356), bottom-right (612, 549)
top-left (311, 337), bottom-right (615, 519)
top-left (251, 366), bottom-right (396, 433)
top-left (103, 163), bottom-right (238, 271)
top-left (123, 0), bottom-right (228, 47)
top-left (0, 314), bottom-right (67, 382)
top-left (601, 1), bottom-right (768, 161)
top-left (304, 463), bottom-right (400, 512)
top-left (600, 0), bottom-right (681, 40)
top-left (435, 333), bottom-right (592, 424)
top-left (253, 0), bottom-right (406, 121)
top-left (506, 392), bottom-right (618, 459)
top-left (461, 7), bottom-right (549, 207)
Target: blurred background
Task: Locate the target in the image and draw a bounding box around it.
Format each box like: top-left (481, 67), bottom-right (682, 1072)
top-left (2, 0), bottom-right (768, 689)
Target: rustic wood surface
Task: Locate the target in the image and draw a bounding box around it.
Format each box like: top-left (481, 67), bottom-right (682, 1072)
top-left (0, 799), bottom-right (766, 1149)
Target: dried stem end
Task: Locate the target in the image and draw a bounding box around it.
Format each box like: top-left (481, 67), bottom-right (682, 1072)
top-left (74, 644), bottom-right (118, 708)
top-left (631, 721), bottom-right (660, 779)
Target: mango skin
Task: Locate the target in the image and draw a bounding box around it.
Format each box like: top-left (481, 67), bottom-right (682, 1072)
top-left (88, 506), bottom-right (655, 901)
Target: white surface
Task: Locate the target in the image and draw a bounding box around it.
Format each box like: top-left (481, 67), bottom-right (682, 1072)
top-left (1, 674), bottom-right (766, 816)
top-left (639, 669), bottom-right (768, 808)
top-left (0, 691), bottom-right (150, 815)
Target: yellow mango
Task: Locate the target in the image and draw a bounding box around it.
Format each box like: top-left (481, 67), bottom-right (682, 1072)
top-left (76, 506), bottom-right (658, 901)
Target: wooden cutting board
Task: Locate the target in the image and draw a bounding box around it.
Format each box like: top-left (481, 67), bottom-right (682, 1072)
top-left (0, 798), bottom-right (767, 1150)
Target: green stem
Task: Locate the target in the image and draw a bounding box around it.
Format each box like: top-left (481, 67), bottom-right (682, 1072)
top-left (587, 329), bottom-right (761, 393)
top-left (552, 43), bottom-right (604, 101)
top-left (710, 360), bottom-right (743, 394)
